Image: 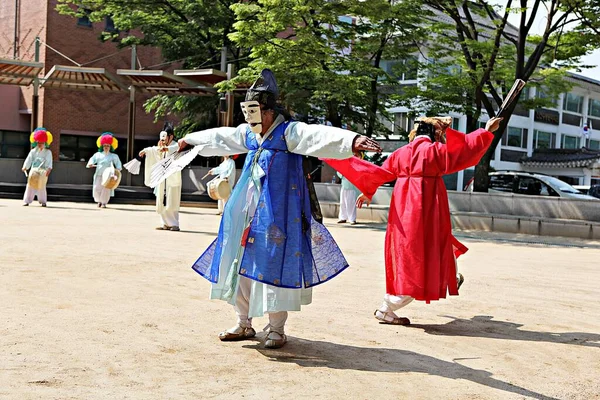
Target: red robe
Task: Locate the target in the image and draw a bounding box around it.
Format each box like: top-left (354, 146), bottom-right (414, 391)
top-left (324, 128), bottom-right (494, 302)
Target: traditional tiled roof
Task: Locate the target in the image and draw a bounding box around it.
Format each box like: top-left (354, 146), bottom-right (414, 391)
top-left (520, 148), bottom-right (600, 168)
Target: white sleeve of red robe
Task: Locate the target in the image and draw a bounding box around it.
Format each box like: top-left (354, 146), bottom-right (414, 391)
top-left (285, 122), bottom-right (356, 159)
top-left (183, 125), bottom-right (249, 156)
top-left (322, 156), bottom-right (396, 199)
top-left (443, 128), bottom-right (494, 174)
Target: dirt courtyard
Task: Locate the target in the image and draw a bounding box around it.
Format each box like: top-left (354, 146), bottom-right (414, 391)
top-left (1, 198), bottom-right (599, 399)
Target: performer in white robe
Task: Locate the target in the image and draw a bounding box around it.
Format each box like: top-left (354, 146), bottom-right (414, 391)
top-left (209, 155), bottom-right (236, 214)
top-left (140, 123), bottom-right (182, 230)
top-left (22, 128), bottom-right (53, 207)
top-left (86, 133), bottom-right (122, 208)
top-left (174, 69), bottom-right (382, 349)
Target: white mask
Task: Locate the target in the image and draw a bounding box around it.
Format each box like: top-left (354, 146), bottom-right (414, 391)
top-left (241, 100), bottom-right (262, 134)
top-left (159, 131), bottom-right (168, 141)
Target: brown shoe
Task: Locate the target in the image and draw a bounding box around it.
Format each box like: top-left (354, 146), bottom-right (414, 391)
top-left (264, 331), bottom-right (287, 349)
top-left (374, 310), bottom-right (410, 325)
top-left (155, 225), bottom-right (169, 230)
top-left (218, 327), bottom-right (256, 342)
top-left (337, 220), bottom-right (347, 224)
top-left (169, 226), bottom-right (180, 231)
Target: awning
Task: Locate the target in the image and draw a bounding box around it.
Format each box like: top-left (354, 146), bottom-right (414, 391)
top-left (173, 69), bottom-right (227, 86)
top-left (116, 69), bottom-right (217, 95)
top-left (0, 58), bottom-right (44, 86)
top-left (521, 147), bottom-right (600, 168)
top-left (41, 65), bottom-right (127, 92)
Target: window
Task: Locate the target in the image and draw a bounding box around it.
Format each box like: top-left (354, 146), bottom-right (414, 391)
top-left (563, 93), bottom-right (583, 114)
top-left (393, 112), bottom-right (414, 135)
top-left (59, 135), bottom-right (98, 162)
top-left (515, 177), bottom-right (558, 197)
top-left (562, 112), bottom-right (581, 127)
top-left (105, 16), bottom-right (117, 33)
top-left (533, 130), bottom-right (556, 149)
top-left (502, 127), bottom-right (528, 148)
top-left (589, 140), bottom-right (600, 150)
top-left (561, 135), bottom-right (580, 149)
top-left (489, 174), bottom-right (514, 193)
top-left (384, 57), bottom-right (418, 81)
top-left (536, 88), bottom-right (557, 108)
top-left (0, 130), bottom-right (30, 159)
top-left (589, 99), bottom-right (600, 118)
top-left (77, 8), bottom-right (92, 27)
top-left (452, 118), bottom-right (460, 131)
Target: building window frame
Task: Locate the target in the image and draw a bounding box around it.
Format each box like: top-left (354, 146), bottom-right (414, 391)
top-left (560, 134), bottom-right (581, 149)
top-left (563, 93), bottom-right (583, 114)
top-left (502, 126), bottom-right (528, 149)
top-left (533, 129), bottom-right (556, 149)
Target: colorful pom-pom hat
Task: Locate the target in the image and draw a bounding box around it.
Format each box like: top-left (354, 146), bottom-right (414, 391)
top-left (97, 132), bottom-right (118, 152)
top-left (29, 127), bottom-right (53, 148)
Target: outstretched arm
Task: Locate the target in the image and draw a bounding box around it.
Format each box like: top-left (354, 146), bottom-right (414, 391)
top-left (324, 153), bottom-right (397, 199)
top-left (443, 118), bottom-right (501, 174)
top-left (179, 125), bottom-right (249, 156)
top-left (285, 122), bottom-right (381, 159)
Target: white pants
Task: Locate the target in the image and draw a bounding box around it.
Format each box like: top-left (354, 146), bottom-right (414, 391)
top-left (23, 185), bottom-right (47, 205)
top-left (159, 209), bottom-right (179, 227)
top-left (380, 294), bottom-right (415, 313)
top-left (234, 276), bottom-right (288, 335)
top-left (217, 198), bottom-right (228, 213)
top-left (93, 182), bottom-right (111, 205)
top-left (338, 188), bottom-right (357, 222)
top-left (380, 256), bottom-right (460, 313)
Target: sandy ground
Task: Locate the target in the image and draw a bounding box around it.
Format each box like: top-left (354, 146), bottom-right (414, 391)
top-left (1, 198), bottom-right (599, 400)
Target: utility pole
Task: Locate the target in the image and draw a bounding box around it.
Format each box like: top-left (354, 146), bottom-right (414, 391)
top-left (13, 0), bottom-right (20, 59)
top-left (30, 37), bottom-right (40, 131)
top-left (225, 63), bottom-right (235, 127)
top-left (126, 44), bottom-right (137, 185)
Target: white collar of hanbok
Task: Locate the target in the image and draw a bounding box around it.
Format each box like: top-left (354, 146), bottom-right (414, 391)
top-left (256, 114), bottom-right (285, 145)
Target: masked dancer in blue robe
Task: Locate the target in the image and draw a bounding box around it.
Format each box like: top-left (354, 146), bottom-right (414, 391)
top-left (177, 69), bottom-right (381, 349)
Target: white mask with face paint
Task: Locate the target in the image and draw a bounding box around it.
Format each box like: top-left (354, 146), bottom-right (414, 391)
top-left (241, 101), bottom-right (262, 134)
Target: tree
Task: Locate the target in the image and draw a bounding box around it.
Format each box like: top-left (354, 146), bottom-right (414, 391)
top-left (397, 0), bottom-right (600, 191)
top-left (225, 0), bottom-right (425, 136)
top-left (56, 0), bottom-right (248, 132)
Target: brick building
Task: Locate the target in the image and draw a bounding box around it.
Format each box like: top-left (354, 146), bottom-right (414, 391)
top-left (0, 0), bottom-right (165, 163)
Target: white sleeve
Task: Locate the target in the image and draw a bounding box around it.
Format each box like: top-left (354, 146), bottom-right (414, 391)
top-left (86, 153), bottom-right (97, 168)
top-left (285, 122), bottom-right (356, 159)
top-left (224, 159), bottom-right (235, 179)
top-left (45, 150), bottom-right (53, 169)
top-left (183, 125), bottom-right (249, 156)
top-left (23, 150), bottom-right (33, 169)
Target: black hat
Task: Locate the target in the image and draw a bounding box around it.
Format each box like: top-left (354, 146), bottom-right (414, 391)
top-left (245, 69), bottom-right (279, 109)
top-left (163, 121), bottom-right (174, 135)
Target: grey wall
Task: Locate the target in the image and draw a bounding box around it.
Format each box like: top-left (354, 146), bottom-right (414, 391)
top-left (315, 182), bottom-right (600, 222)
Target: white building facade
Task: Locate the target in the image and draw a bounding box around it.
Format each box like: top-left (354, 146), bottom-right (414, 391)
top-left (384, 71), bottom-right (600, 191)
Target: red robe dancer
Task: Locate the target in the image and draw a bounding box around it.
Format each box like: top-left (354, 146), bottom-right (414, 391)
top-left (325, 118), bottom-right (497, 325)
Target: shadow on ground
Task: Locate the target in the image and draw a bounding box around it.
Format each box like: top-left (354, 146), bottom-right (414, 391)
top-left (409, 315), bottom-right (600, 348)
top-left (243, 337), bottom-right (559, 400)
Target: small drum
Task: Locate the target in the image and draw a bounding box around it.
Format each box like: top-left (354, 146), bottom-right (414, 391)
top-left (207, 177), bottom-right (231, 200)
top-left (27, 168), bottom-right (48, 190)
top-left (101, 167), bottom-right (122, 190)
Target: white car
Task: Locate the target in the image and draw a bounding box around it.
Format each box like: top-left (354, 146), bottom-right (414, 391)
top-left (464, 171), bottom-right (599, 200)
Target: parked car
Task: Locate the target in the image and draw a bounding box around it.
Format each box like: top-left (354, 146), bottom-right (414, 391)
top-left (588, 185), bottom-right (600, 199)
top-left (464, 171), bottom-right (599, 200)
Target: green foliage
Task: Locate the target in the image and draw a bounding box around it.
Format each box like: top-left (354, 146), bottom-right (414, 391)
top-left (56, 0), bottom-right (248, 128)
top-left (405, 0), bottom-right (600, 191)
top-left (226, 0), bottom-right (426, 134)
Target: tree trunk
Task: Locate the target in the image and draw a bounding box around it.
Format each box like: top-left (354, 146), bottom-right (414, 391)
top-left (326, 101), bottom-right (343, 127)
top-left (472, 118), bottom-right (508, 192)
